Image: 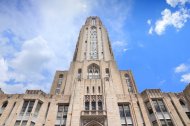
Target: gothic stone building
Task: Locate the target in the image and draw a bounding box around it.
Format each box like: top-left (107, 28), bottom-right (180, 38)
top-left (0, 17), bottom-right (190, 126)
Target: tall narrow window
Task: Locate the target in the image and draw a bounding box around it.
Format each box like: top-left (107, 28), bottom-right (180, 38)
top-left (87, 87), bottom-right (89, 94)
top-left (92, 86), bottom-right (95, 94)
top-left (56, 74), bottom-right (64, 94)
top-left (146, 101), bottom-right (153, 114)
top-left (118, 104), bottom-right (133, 126)
top-left (78, 69), bottom-right (82, 79)
top-left (92, 101), bottom-right (96, 110)
top-left (98, 86), bottom-right (101, 93)
top-left (88, 64), bottom-right (100, 79)
top-left (85, 101), bottom-right (90, 110)
top-left (90, 26), bottom-right (98, 59)
top-left (58, 74), bottom-right (63, 84)
top-left (98, 101), bottom-right (102, 110)
top-left (34, 101), bottom-right (42, 117)
top-left (0, 101), bottom-right (8, 116)
top-left (105, 68), bottom-right (110, 77)
top-left (91, 18), bottom-right (96, 26)
top-left (124, 74), bottom-right (133, 93)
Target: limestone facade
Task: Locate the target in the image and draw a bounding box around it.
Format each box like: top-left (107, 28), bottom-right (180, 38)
top-left (0, 17), bottom-right (190, 126)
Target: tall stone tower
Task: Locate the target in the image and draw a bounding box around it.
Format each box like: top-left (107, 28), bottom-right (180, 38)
top-left (50, 16), bottom-right (138, 125)
top-left (0, 16), bottom-right (190, 126)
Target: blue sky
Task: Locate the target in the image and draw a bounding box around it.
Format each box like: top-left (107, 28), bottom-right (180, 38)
top-left (0, 0), bottom-right (190, 93)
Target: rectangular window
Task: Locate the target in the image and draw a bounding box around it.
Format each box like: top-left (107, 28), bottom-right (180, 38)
top-left (30, 122), bottom-right (35, 126)
top-left (58, 79), bottom-right (63, 84)
top-left (152, 99), bottom-right (167, 113)
top-left (56, 104), bottom-right (69, 126)
top-left (55, 88), bottom-right (60, 94)
top-left (20, 100), bottom-right (35, 116)
top-left (85, 102), bottom-right (90, 110)
top-left (146, 101), bottom-right (153, 114)
top-left (158, 100), bottom-right (167, 112)
top-left (166, 119), bottom-right (174, 126)
top-left (153, 100), bottom-right (161, 112)
top-left (27, 101), bottom-right (34, 113)
top-left (22, 121), bottom-right (27, 126)
top-left (14, 120), bottom-right (27, 126)
top-left (91, 18), bottom-right (96, 26)
top-left (14, 121), bottom-right (21, 126)
top-left (160, 119), bottom-right (167, 126)
top-left (92, 101), bottom-right (96, 110)
top-left (34, 101), bottom-right (42, 117)
top-left (186, 112), bottom-right (190, 119)
top-left (152, 99), bottom-right (174, 126)
top-left (118, 104), bottom-right (133, 126)
top-left (152, 120), bottom-right (158, 126)
top-left (105, 68), bottom-right (109, 77)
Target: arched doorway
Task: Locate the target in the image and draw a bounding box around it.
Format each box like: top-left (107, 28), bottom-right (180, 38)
top-left (84, 120), bottom-right (103, 126)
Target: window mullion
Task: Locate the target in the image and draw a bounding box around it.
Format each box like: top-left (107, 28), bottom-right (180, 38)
top-left (60, 106), bottom-right (64, 126)
top-left (158, 100), bottom-right (168, 126)
top-left (21, 101), bottom-right (30, 126)
top-left (123, 104), bottom-right (127, 125)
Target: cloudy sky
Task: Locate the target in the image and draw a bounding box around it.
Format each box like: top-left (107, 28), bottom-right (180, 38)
top-left (0, 0), bottom-right (190, 94)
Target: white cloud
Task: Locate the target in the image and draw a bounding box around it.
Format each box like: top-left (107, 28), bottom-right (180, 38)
top-left (180, 73), bottom-right (190, 83)
top-left (137, 43), bottom-right (145, 48)
top-left (166, 0), bottom-right (190, 7)
top-left (174, 63), bottom-right (190, 83)
top-left (154, 8), bottom-right (190, 35)
top-left (0, 0), bottom-right (131, 93)
top-left (147, 19), bottom-right (152, 25)
top-left (148, 0), bottom-right (190, 35)
top-left (123, 48), bottom-right (128, 52)
top-left (0, 58), bottom-right (9, 83)
top-left (112, 40), bottom-right (128, 52)
top-left (10, 36), bottom-right (54, 83)
top-left (148, 26), bottom-right (153, 34)
top-left (175, 63), bottom-right (189, 73)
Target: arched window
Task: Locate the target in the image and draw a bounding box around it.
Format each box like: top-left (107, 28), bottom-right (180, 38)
top-left (87, 87), bottom-right (89, 94)
top-left (179, 100), bottom-right (186, 106)
top-left (78, 69), bottom-right (82, 74)
top-left (59, 74), bottom-right (63, 78)
top-left (98, 86), bottom-right (101, 93)
top-left (92, 101), bottom-right (96, 110)
top-left (88, 64), bottom-right (100, 79)
top-left (98, 101), bottom-right (102, 110)
top-left (2, 101), bottom-right (8, 110)
top-left (92, 86), bottom-right (95, 94)
top-left (85, 101), bottom-right (90, 110)
top-left (78, 68), bottom-right (82, 80)
top-left (105, 68), bottom-right (110, 77)
top-left (90, 27), bottom-right (98, 59)
top-left (124, 73), bottom-right (133, 93)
